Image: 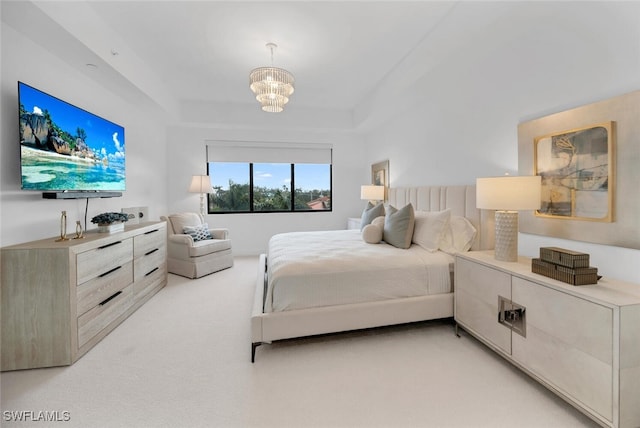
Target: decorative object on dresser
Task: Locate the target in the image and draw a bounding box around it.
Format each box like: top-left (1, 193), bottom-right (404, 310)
top-left (476, 175), bottom-right (541, 262)
top-left (56, 210), bottom-right (69, 241)
top-left (188, 175), bottom-right (212, 216)
top-left (1, 221), bottom-right (167, 371)
top-left (454, 250), bottom-right (640, 428)
top-left (91, 212), bottom-right (129, 233)
top-left (74, 220), bottom-right (84, 239)
top-left (531, 246), bottom-right (599, 285)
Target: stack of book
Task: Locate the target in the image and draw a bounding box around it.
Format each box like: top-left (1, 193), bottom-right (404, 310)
top-left (531, 247), bottom-right (600, 286)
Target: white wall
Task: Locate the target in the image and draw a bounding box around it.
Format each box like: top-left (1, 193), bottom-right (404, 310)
top-left (165, 126), bottom-right (365, 255)
top-left (361, 1), bottom-right (640, 283)
top-left (0, 24), bottom-right (169, 246)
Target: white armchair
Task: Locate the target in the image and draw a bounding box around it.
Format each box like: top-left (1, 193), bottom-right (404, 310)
top-left (160, 212), bottom-right (233, 278)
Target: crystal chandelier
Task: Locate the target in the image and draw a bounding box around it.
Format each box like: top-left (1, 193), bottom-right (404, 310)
top-left (249, 43), bottom-right (295, 113)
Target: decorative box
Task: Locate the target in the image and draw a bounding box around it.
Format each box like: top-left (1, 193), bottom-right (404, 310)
top-left (539, 247), bottom-right (590, 269)
top-left (532, 258), bottom-right (599, 286)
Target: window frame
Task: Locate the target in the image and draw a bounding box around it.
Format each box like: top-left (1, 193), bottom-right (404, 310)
top-left (206, 162), bottom-right (332, 214)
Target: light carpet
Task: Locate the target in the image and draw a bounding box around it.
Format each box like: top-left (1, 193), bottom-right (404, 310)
top-left (1, 256), bottom-right (598, 428)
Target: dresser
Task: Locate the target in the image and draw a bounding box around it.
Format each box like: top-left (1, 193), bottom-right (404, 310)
top-left (454, 251), bottom-right (640, 428)
top-left (1, 221), bottom-right (167, 371)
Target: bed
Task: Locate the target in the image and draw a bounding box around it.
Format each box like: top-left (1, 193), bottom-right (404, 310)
top-left (251, 185), bottom-right (494, 362)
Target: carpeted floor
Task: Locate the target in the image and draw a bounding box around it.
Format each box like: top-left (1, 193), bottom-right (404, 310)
top-left (1, 256), bottom-right (598, 428)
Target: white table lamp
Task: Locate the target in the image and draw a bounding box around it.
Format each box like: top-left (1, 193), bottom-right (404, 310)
top-left (360, 185), bottom-right (385, 204)
top-left (189, 175), bottom-right (212, 216)
top-left (476, 176), bottom-right (541, 262)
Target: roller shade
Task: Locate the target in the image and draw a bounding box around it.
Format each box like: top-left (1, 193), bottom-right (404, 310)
top-left (206, 141), bottom-right (332, 164)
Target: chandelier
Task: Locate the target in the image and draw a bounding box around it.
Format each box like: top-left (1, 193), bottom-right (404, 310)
top-left (249, 43), bottom-right (295, 113)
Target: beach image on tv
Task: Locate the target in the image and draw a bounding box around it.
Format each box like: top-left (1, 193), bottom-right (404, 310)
top-left (19, 82), bottom-right (125, 191)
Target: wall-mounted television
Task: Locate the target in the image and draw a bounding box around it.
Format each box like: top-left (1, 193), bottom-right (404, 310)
top-left (18, 81), bottom-right (125, 194)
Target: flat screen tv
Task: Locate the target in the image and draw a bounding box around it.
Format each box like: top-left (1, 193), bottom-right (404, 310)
top-left (18, 81), bottom-right (125, 192)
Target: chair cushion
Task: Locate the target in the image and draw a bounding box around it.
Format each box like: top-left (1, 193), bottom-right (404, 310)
top-left (188, 239), bottom-right (232, 257)
top-left (168, 212), bottom-right (203, 235)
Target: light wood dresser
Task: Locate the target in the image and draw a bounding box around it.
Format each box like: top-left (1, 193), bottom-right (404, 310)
top-left (1, 221), bottom-right (167, 371)
top-left (455, 250), bottom-right (640, 428)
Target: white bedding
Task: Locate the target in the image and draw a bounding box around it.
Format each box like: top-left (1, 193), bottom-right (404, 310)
top-left (265, 229), bottom-right (454, 313)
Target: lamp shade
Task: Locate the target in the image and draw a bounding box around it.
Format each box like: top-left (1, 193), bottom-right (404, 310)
top-left (476, 176), bottom-right (541, 211)
top-left (188, 175), bottom-right (212, 193)
top-left (360, 185), bottom-right (385, 201)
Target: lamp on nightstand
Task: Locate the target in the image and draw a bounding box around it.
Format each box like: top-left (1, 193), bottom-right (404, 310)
top-left (360, 185), bottom-right (385, 204)
top-left (189, 175), bottom-right (212, 216)
top-left (476, 175), bottom-right (541, 262)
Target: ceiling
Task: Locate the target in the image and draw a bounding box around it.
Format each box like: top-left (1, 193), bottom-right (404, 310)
top-left (2, 1), bottom-right (460, 120)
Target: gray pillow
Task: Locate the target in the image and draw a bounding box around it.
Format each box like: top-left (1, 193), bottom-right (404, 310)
top-left (383, 204), bottom-right (415, 249)
top-left (360, 202), bottom-right (385, 230)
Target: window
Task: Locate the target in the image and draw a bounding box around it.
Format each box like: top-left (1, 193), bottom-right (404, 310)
top-left (209, 162), bottom-right (250, 212)
top-left (206, 142), bottom-right (332, 214)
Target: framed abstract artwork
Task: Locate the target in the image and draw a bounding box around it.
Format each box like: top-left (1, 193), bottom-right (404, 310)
top-left (518, 89), bottom-right (639, 249)
top-left (534, 122), bottom-right (614, 222)
top-left (371, 160), bottom-right (389, 202)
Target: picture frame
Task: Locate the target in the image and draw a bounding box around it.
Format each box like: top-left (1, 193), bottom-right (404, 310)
top-left (534, 122), bottom-right (614, 222)
top-left (371, 160), bottom-right (389, 202)
top-left (518, 90), bottom-right (638, 249)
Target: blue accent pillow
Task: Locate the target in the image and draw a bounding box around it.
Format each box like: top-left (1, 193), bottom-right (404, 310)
top-left (360, 202), bottom-right (385, 230)
top-left (183, 223), bottom-right (213, 242)
top-left (383, 204), bottom-right (415, 249)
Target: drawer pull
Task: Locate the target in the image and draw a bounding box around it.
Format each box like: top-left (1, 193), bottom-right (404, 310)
top-left (98, 265), bottom-right (122, 278)
top-left (145, 267), bottom-right (159, 277)
top-left (145, 248), bottom-right (159, 256)
top-left (97, 241), bottom-right (122, 250)
top-left (144, 229), bottom-right (159, 235)
top-left (99, 291), bottom-right (122, 306)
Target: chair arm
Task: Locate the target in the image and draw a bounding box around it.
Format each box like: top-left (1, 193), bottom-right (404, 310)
top-left (209, 228), bottom-right (229, 239)
top-left (169, 234), bottom-right (194, 245)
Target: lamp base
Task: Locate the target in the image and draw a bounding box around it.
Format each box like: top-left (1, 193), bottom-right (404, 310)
top-left (494, 211), bottom-right (518, 262)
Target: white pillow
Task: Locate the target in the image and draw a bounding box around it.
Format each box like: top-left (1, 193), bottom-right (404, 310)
top-left (362, 223), bottom-right (383, 244)
top-left (412, 209), bottom-right (451, 252)
top-left (371, 216), bottom-right (385, 228)
top-left (439, 216), bottom-right (477, 254)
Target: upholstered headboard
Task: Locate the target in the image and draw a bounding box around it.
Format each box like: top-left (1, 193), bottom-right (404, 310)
top-left (388, 185), bottom-right (494, 251)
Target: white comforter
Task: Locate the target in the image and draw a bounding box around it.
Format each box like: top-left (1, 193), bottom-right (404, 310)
top-left (265, 229), bottom-right (454, 313)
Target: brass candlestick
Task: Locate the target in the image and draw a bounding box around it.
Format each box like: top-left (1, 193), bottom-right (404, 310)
top-left (55, 211), bottom-right (69, 242)
top-left (74, 220), bottom-right (84, 239)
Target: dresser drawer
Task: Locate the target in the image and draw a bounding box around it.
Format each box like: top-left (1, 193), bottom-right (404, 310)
top-left (134, 245), bottom-right (166, 281)
top-left (76, 262), bottom-right (133, 316)
top-left (134, 261), bottom-right (167, 299)
top-left (134, 227), bottom-right (165, 259)
top-left (77, 238), bottom-right (133, 285)
top-left (77, 283), bottom-right (133, 348)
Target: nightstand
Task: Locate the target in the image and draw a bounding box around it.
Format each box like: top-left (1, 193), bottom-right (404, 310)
top-left (347, 217), bottom-right (361, 230)
top-left (454, 250), bottom-right (640, 428)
